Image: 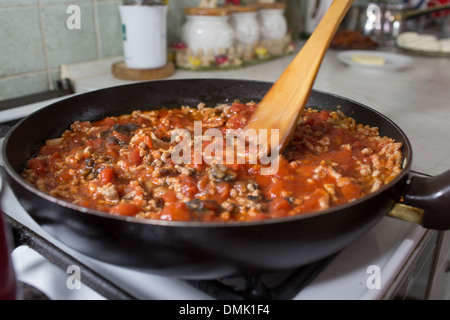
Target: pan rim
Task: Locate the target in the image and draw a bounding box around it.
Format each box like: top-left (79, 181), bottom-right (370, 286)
top-left (1, 79), bottom-right (413, 228)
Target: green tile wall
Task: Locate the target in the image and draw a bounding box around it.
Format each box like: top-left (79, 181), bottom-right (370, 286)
top-left (0, 0), bottom-right (260, 102)
top-left (0, 0), bottom-right (123, 102)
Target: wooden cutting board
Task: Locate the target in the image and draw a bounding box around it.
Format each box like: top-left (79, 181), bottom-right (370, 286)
top-left (112, 61), bottom-right (175, 81)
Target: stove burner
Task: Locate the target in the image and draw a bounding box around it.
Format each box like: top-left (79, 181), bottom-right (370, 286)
top-left (6, 215), bottom-right (333, 300)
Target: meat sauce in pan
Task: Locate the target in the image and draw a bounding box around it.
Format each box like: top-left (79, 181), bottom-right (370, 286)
top-left (22, 102), bottom-right (403, 222)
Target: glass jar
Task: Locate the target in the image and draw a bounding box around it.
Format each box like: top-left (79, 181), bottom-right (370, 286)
top-left (258, 2), bottom-right (288, 41)
top-left (181, 7), bottom-right (235, 55)
top-left (229, 5), bottom-right (261, 46)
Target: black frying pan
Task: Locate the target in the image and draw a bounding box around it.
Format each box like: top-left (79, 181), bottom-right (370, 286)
top-left (2, 79), bottom-right (450, 280)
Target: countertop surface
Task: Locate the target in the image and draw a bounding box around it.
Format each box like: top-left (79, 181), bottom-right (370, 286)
top-left (69, 43), bottom-right (450, 177)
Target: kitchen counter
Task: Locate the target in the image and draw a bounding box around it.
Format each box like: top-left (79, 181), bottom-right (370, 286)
top-left (4, 41), bottom-right (450, 300)
top-left (69, 43), bottom-right (450, 177)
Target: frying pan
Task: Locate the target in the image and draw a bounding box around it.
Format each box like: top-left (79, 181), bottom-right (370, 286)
top-left (2, 79), bottom-right (450, 280)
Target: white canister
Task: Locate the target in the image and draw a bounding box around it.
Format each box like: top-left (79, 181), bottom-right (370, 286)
top-left (181, 7), bottom-right (234, 55)
top-left (258, 3), bottom-right (288, 41)
top-left (119, 2), bottom-right (168, 69)
top-left (229, 6), bottom-right (261, 46)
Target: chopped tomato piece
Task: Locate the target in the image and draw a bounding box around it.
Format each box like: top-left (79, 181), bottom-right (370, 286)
top-left (161, 190), bottom-right (178, 203)
top-left (111, 203), bottom-right (141, 216)
top-left (341, 183), bottom-right (363, 199)
top-left (154, 127), bottom-right (168, 139)
top-left (216, 182), bottom-right (231, 201)
top-left (39, 145), bottom-right (62, 156)
top-left (48, 153), bottom-right (61, 171)
top-left (179, 176), bottom-right (198, 198)
top-left (113, 131), bottom-right (131, 144)
top-left (269, 197), bottom-right (291, 211)
top-left (226, 103), bottom-right (256, 129)
top-left (229, 102), bottom-right (247, 113)
top-left (99, 117), bottom-right (116, 128)
top-left (316, 110), bottom-right (330, 122)
top-left (57, 170), bottom-right (73, 182)
top-left (226, 114), bottom-right (248, 129)
top-left (106, 147), bottom-right (119, 158)
top-left (128, 148), bottom-right (143, 166)
top-left (28, 158), bottom-right (47, 173)
top-left (160, 203), bottom-right (192, 221)
top-left (305, 110), bottom-right (330, 125)
top-left (77, 199), bottom-right (92, 208)
top-left (99, 168), bottom-right (115, 184)
top-left (141, 134), bottom-right (153, 149)
top-left (85, 138), bottom-right (102, 149)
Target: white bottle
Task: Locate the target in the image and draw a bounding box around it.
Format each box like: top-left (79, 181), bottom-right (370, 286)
top-left (181, 7), bottom-right (235, 55)
top-left (119, 0), bottom-right (168, 69)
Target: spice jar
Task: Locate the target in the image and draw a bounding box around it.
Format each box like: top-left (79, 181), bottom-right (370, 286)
top-left (229, 5), bottom-right (261, 46)
top-left (181, 6), bottom-right (235, 55)
top-left (257, 2), bottom-right (288, 41)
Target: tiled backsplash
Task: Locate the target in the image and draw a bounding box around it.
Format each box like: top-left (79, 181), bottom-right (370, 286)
top-left (0, 0), bottom-right (124, 102)
top-left (0, 0), bottom-right (268, 103)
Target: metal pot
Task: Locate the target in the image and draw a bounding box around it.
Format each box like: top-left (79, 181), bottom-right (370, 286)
top-left (340, 1), bottom-right (450, 45)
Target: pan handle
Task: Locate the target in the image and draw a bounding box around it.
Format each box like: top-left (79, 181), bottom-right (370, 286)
top-left (402, 170), bottom-right (450, 230)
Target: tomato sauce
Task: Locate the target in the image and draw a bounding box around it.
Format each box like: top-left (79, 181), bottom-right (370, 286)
top-left (22, 103), bottom-right (403, 222)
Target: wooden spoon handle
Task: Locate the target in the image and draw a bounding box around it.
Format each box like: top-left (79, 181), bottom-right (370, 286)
top-left (246, 0), bottom-right (354, 154)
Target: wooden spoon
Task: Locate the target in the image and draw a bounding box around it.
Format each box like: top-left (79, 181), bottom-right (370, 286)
top-left (245, 0), bottom-right (354, 156)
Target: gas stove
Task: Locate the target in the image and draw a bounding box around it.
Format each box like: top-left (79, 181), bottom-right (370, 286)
top-left (0, 96), bottom-right (441, 301)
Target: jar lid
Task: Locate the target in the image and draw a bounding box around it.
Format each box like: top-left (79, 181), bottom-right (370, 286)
top-left (184, 6), bottom-right (231, 16)
top-left (226, 5), bottom-right (258, 13)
